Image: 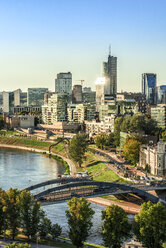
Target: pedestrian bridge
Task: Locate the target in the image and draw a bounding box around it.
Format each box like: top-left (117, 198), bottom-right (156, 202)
top-left (24, 178), bottom-right (166, 205)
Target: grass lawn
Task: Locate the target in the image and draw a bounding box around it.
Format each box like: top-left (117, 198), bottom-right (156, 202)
top-left (0, 136), bottom-right (66, 155)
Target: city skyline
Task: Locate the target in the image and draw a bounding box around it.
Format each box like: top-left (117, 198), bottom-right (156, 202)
top-left (0, 0), bottom-right (166, 92)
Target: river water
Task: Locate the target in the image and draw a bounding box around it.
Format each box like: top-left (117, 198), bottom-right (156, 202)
top-left (0, 147), bottom-right (133, 245)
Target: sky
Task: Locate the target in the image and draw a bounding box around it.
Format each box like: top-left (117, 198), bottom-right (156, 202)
top-left (0, 0), bottom-right (166, 92)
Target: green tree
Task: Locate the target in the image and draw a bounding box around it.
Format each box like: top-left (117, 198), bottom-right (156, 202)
top-left (51, 223), bottom-right (62, 239)
top-left (69, 134), bottom-right (88, 167)
top-left (120, 115), bottom-right (131, 132)
top-left (135, 201), bottom-right (166, 248)
top-left (4, 243), bottom-right (31, 248)
top-left (123, 138), bottom-right (141, 165)
top-left (19, 190), bottom-right (44, 238)
top-left (0, 115), bottom-right (4, 130)
top-left (2, 188), bottom-right (21, 240)
top-left (65, 197), bottom-right (95, 248)
top-left (0, 188), bottom-right (5, 235)
top-left (107, 132), bottom-right (116, 148)
top-left (129, 113), bottom-right (146, 132)
top-left (38, 217), bottom-right (52, 238)
top-left (102, 205), bottom-right (131, 248)
top-left (114, 116), bottom-right (123, 133)
top-left (95, 133), bottom-right (109, 149)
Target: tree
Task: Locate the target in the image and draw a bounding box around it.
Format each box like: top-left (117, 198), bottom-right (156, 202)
top-left (4, 243), bottom-right (31, 248)
top-left (102, 204), bottom-right (131, 248)
top-left (19, 190), bottom-right (44, 238)
top-left (135, 201), bottom-right (166, 247)
top-left (120, 115), bottom-right (131, 132)
top-left (2, 188), bottom-right (21, 240)
top-left (135, 201), bottom-right (166, 248)
top-left (51, 223), bottom-right (62, 239)
top-left (0, 115), bottom-right (4, 130)
top-left (107, 132), bottom-right (116, 148)
top-left (129, 113), bottom-right (146, 132)
top-left (123, 138), bottom-right (141, 165)
top-left (65, 197), bottom-right (95, 248)
top-left (114, 116), bottom-right (123, 133)
top-left (69, 134), bottom-right (88, 167)
top-left (38, 217), bottom-right (52, 238)
top-left (0, 188), bottom-right (5, 235)
top-left (95, 133), bottom-right (109, 149)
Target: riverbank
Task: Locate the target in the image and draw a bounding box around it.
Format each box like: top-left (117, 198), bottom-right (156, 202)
top-left (0, 142), bottom-right (140, 214)
top-left (0, 144), bottom-right (76, 176)
top-left (88, 197), bottom-right (140, 215)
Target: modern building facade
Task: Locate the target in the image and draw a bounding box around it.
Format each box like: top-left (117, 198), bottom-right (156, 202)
top-left (142, 73), bottom-right (156, 105)
top-left (72, 85), bottom-right (82, 104)
top-left (42, 93), bottom-right (68, 125)
top-left (151, 105), bottom-right (166, 129)
top-left (55, 72), bottom-right (72, 96)
top-left (28, 88), bottom-right (48, 106)
top-left (102, 51), bottom-right (117, 96)
top-left (156, 85), bottom-right (166, 104)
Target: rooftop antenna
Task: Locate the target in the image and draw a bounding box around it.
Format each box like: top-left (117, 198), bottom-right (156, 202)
top-left (109, 44), bottom-right (111, 56)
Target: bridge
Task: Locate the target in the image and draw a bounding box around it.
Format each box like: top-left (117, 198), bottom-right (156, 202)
top-left (24, 178), bottom-right (166, 205)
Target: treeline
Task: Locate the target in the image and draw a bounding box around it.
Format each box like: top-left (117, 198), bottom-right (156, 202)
top-left (0, 188), bottom-right (61, 240)
top-left (1, 193), bottom-right (166, 248)
top-left (95, 113), bottom-right (159, 150)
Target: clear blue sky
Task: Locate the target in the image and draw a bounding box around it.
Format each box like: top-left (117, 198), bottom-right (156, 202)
top-left (0, 0), bottom-right (166, 92)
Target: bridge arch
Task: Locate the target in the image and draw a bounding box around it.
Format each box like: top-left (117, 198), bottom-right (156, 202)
top-left (33, 181), bottom-right (160, 204)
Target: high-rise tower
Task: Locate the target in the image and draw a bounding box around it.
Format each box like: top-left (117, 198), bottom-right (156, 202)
top-left (102, 48), bottom-right (117, 96)
top-left (142, 73), bottom-right (156, 105)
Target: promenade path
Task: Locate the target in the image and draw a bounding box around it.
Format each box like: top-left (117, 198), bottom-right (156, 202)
top-left (0, 144), bottom-right (77, 176)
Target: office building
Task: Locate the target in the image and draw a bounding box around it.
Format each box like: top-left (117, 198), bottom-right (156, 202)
top-left (151, 105), bottom-right (166, 129)
top-left (102, 50), bottom-right (117, 96)
top-left (142, 73), bottom-right (156, 105)
top-left (156, 85), bottom-right (166, 104)
top-left (42, 93), bottom-right (68, 125)
top-left (44, 92), bottom-right (54, 105)
top-left (72, 85), bottom-right (82, 103)
top-left (28, 88), bottom-right (48, 106)
top-left (55, 72), bottom-right (72, 95)
top-left (96, 77), bottom-right (105, 111)
top-left (83, 91), bottom-right (96, 104)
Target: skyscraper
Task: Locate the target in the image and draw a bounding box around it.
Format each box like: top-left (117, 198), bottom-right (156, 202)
top-left (102, 49), bottom-right (117, 96)
top-left (55, 72), bottom-right (72, 95)
top-left (28, 88), bottom-right (48, 106)
top-left (142, 73), bottom-right (156, 105)
top-left (156, 85), bottom-right (166, 104)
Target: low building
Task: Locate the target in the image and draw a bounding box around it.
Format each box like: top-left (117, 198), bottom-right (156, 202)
top-left (4, 115), bottom-right (34, 129)
top-left (124, 238), bottom-right (144, 248)
top-left (86, 115), bottom-right (115, 135)
top-left (139, 139), bottom-right (166, 176)
top-left (38, 122), bottom-right (80, 133)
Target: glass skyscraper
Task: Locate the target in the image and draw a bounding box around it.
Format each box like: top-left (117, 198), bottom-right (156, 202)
top-left (156, 85), bottom-right (166, 104)
top-left (142, 73), bottom-right (156, 105)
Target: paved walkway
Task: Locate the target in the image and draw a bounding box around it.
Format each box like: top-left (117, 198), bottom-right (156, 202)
top-left (0, 240), bottom-right (60, 248)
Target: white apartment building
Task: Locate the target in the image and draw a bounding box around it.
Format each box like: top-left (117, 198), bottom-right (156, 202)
top-left (42, 93), bottom-right (68, 125)
top-left (139, 139), bottom-right (166, 176)
top-left (67, 104), bottom-right (86, 123)
top-left (86, 115), bottom-right (115, 135)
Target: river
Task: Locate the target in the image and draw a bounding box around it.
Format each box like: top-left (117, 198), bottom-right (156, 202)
top-left (0, 147), bottom-right (133, 245)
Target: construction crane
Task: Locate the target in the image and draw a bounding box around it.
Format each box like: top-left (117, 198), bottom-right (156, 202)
top-left (76, 80), bottom-right (85, 87)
